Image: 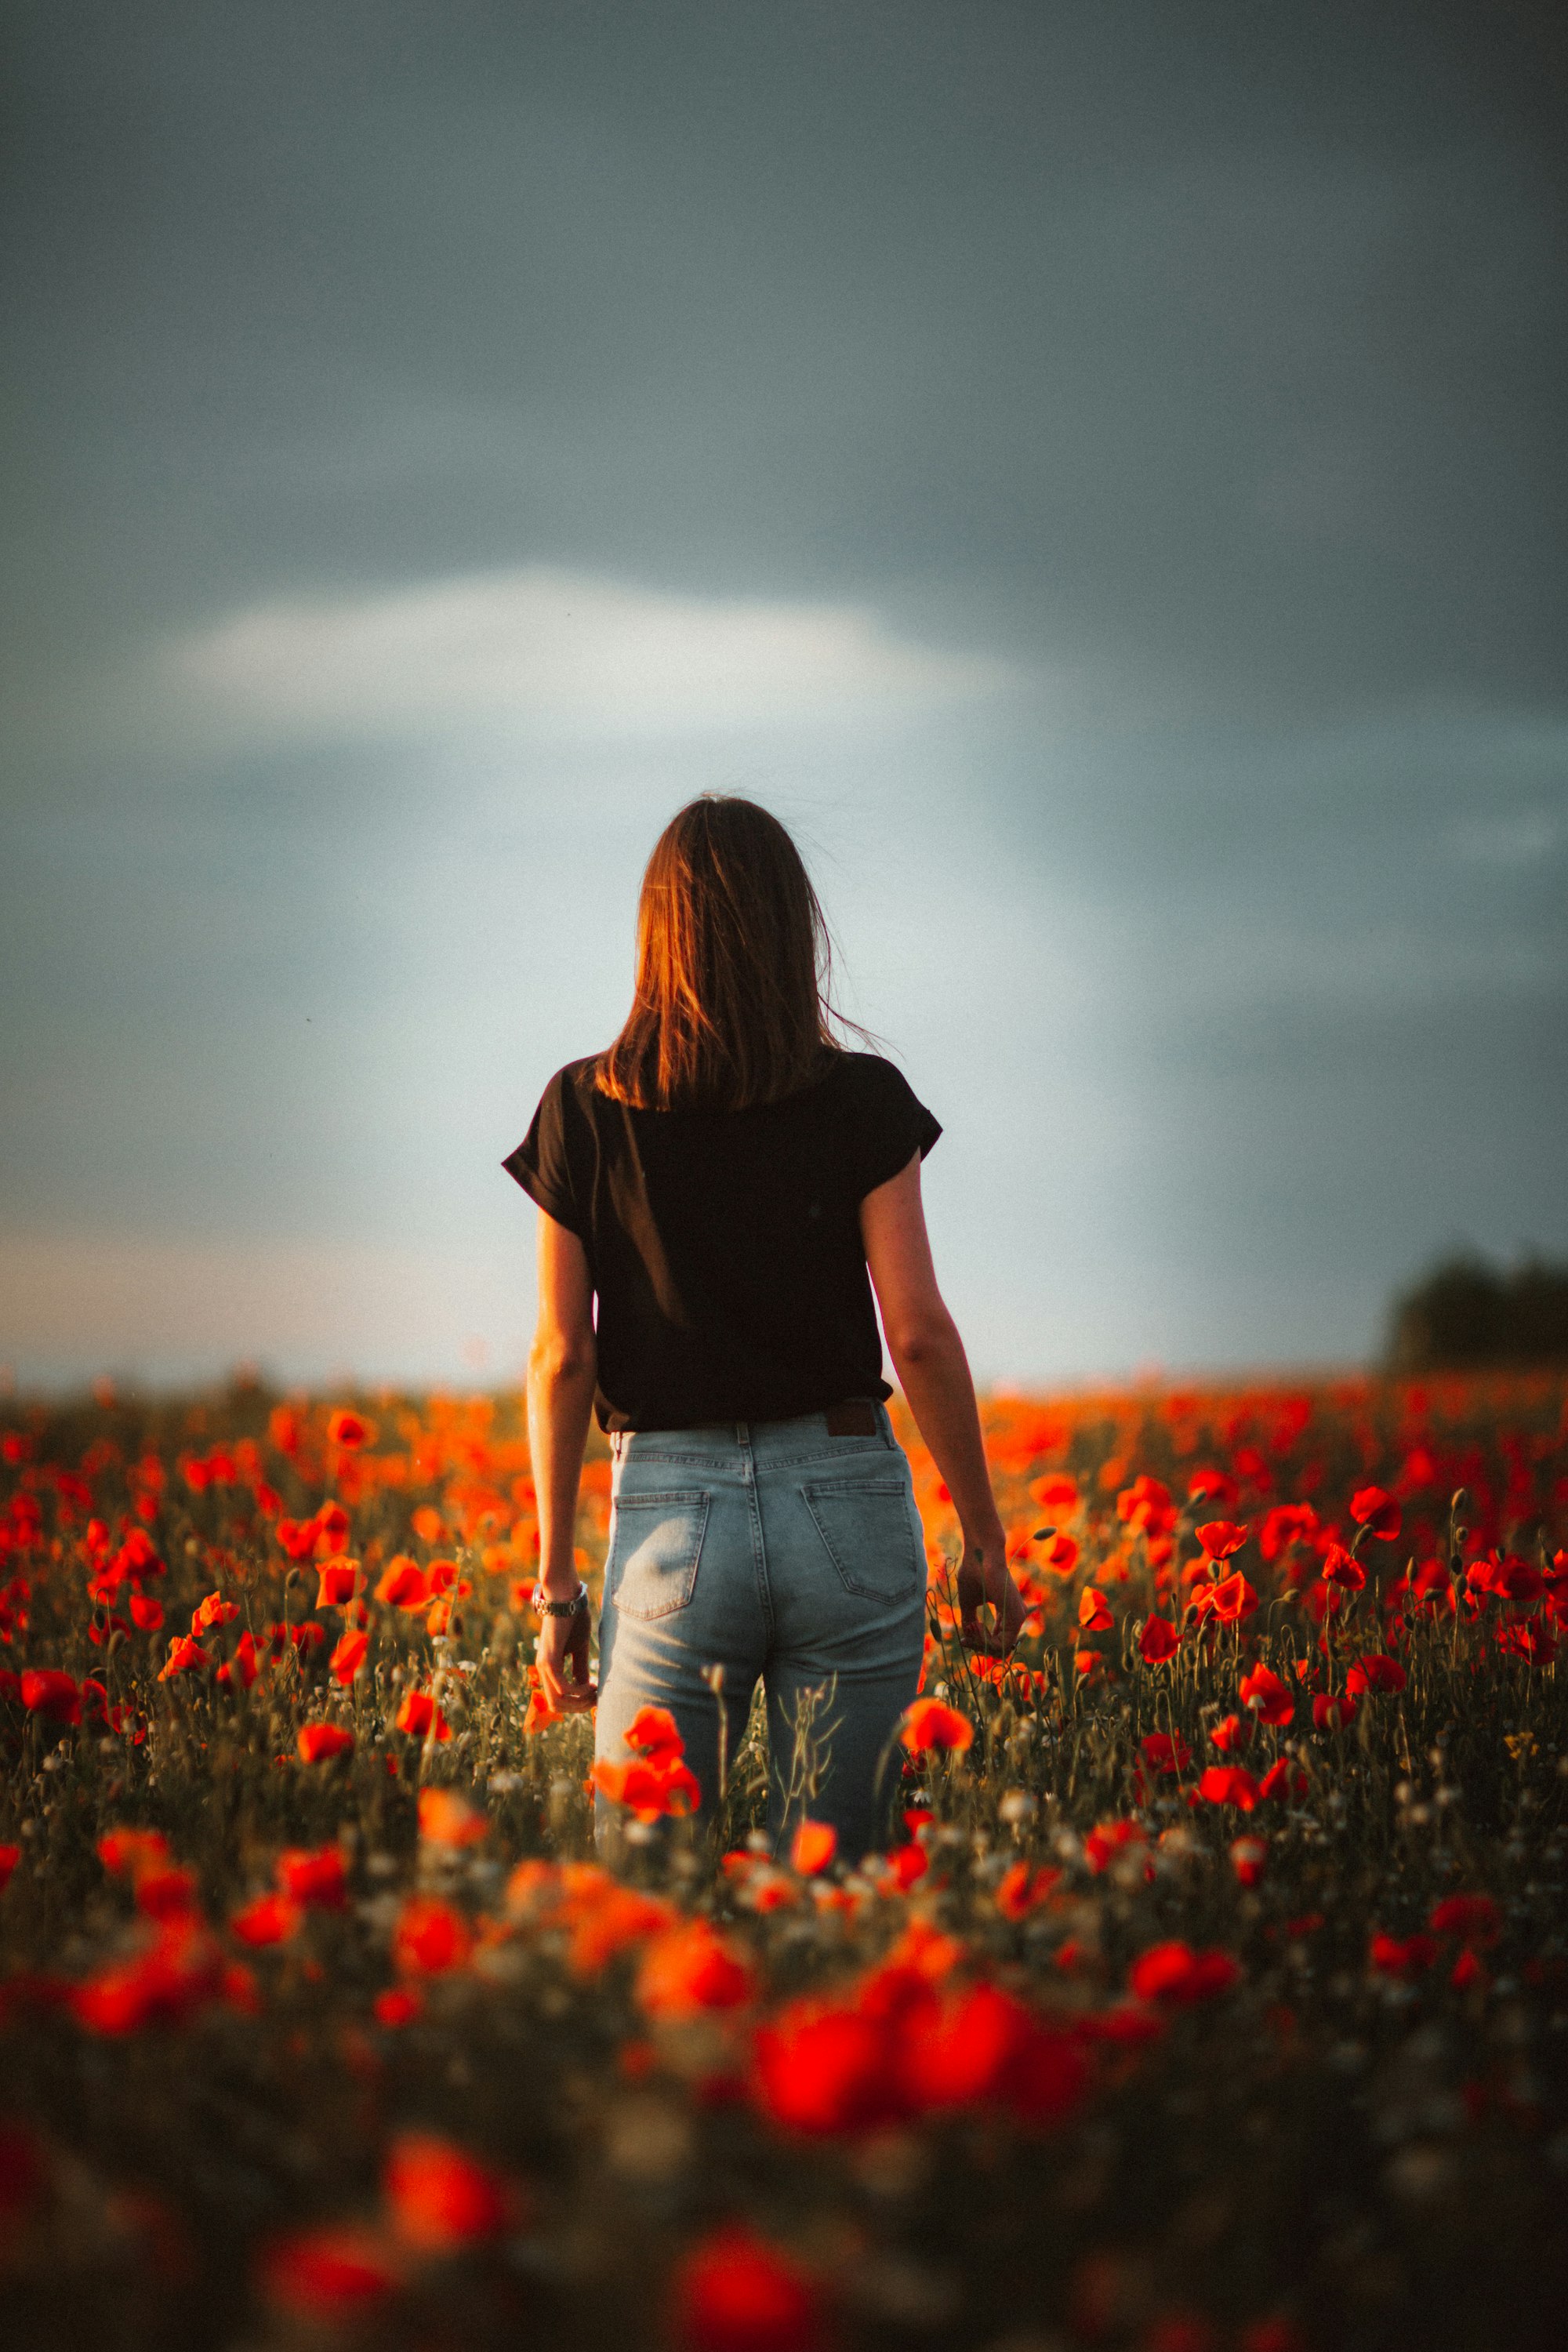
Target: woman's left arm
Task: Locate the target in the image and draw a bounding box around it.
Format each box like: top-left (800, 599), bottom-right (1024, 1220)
top-left (526, 1209), bottom-right (598, 1709)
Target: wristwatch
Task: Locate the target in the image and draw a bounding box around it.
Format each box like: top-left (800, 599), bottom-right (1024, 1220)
top-left (531, 1580), bottom-right (589, 1619)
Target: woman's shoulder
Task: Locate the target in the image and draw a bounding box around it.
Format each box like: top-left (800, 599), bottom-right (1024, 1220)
top-left (822, 1049), bottom-right (926, 1102)
top-left (520, 1056), bottom-right (613, 1141)
top-left (545, 1054), bottom-right (611, 1104)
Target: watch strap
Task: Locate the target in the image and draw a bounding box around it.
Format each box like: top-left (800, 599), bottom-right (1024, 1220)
top-left (532, 1581), bottom-right (588, 1618)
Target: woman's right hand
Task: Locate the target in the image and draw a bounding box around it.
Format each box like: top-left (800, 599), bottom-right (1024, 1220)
top-left (535, 1600), bottom-right (597, 1711)
top-left (955, 1530), bottom-right (1029, 1654)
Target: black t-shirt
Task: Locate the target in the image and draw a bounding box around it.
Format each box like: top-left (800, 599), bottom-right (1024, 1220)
top-left (503, 1050), bottom-right (942, 1432)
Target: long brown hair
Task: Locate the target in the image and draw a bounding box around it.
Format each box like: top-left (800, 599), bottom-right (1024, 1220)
top-left (596, 797), bottom-right (865, 1112)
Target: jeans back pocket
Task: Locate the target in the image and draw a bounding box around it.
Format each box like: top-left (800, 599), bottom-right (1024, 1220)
top-left (802, 1477), bottom-right (922, 1602)
top-left (608, 1489), bottom-right (711, 1620)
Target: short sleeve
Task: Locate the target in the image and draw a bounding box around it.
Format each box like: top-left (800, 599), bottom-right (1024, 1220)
top-left (502, 1067), bottom-right (585, 1236)
top-left (853, 1058), bottom-right (942, 1200)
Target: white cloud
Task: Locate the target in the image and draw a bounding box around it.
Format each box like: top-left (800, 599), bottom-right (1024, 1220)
top-left (162, 567), bottom-right (1018, 745)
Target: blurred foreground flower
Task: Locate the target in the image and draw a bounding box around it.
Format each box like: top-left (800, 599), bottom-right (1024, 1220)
top-left (898, 1698), bottom-right (973, 1754)
top-left (670, 2223), bottom-right (826, 2352)
top-left (259, 2223), bottom-right (402, 2324)
top-left (383, 2131), bottom-right (513, 2250)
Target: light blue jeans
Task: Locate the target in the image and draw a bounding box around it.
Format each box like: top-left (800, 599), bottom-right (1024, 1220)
top-left (594, 1403), bottom-right (928, 1863)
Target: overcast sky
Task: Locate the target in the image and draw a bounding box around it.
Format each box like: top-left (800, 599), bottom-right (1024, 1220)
top-left (2, 0), bottom-right (1566, 1394)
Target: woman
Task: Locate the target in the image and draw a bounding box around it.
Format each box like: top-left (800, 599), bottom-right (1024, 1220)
top-left (505, 796), bottom-right (1024, 1862)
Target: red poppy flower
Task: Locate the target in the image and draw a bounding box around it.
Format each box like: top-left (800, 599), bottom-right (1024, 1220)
top-left (326, 1409), bottom-right (371, 1450)
top-left (670, 2223), bottom-right (826, 2352)
top-left (1029, 1472), bottom-right (1080, 1513)
top-left (1312, 1692), bottom-right (1358, 1733)
top-left (231, 1893), bottom-right (302, 1947)
top-left (1196, 1519), bottom-right (1248, 1561)
top-left (376, 1558), bottom-right (428, 1610)
top-left (1429, 1893), bottom-right (1500, 1947)
top-left (390, 1895), bottom-right (473, 1976)
top-left (20, 1668), bottom-right (81, 1723)
top-left (96, 1830), bottom-right (169, 1886)
top-left (1319, 1544), bottom-right (1366, 1591)
top-left (314, 1558), bottom-right (361, 1607)
top-left (898, 1699), bottom-right (974, 1755)
top-left (1259, 1758), bottom-right (1308, 1803)
top-left (1196, 1766), bottom-right (1261, 1811)
top-left (71, 1931), bottom-right (225, 2034)
top-left (1129, 1941), bottom-right (1241, 2005)
top-left (1345, 1653), bottom-right (1406, 1697)
top-left (329, 1629), bottom-right (368, 1686)
top-left (1350, 1486), bottom-right (1401, 1540)
top-left (897, 1981), bottom-right (1012, 2107)
top-left (1141, 1730), bottom-right (1191, 1777)
top-left (129, 1593), bottom-right (164, 1632)
top-left (158, 1636), bottom-right (209, 1682)
top-left (1138, 1615), bottom-right (1181, 1664)
top-left (134, 1867), bottom-right (198, 1922)
top-left (1084, 1818), bottom-right (1148, 1873)
top-left (373, 1987), bottom-right (422, 2027)
top-left (1078, 1587), bottom-right (1114, 1634)
top-left (625, 1704), bottom-right (685, 1760)
top-left (1210, 1713), bottom-right (1251, 1753)
top-left (394, 1690), bottom-right (450, 1742)
top-left (417, 1788), bottom-right (486, 1846)
top-left (1238, 1663), bottom-right (1294, 1724)
top-left (1207, 1572), bottom-right (1258, 1624)
top-left (637, 1920), bottom-right (755, 2019)
top-left (1258, 1503), bottom-right (1319, 1562)
top-left (994, 1860), bottom-right (1062, 1919)
top-left (383, 2132), bottom-right (510, 2250)
top-left (314, 1500), bottom-right (350, 1544)
top-left (789, 1821), bottom-right (837, 1875)
top-left (1370, 1932), bottom-right (1437, 1978)
top-left (297, 1722), bottom-right (354, 1764)
top-left (215, 1629), bottom-right (260, 1690)
top-left (275, 1846), bottom-right (349, 1909)
top-left (592, 1753), bottom-right (702, 1821)
top-left (1040, 1532), bottom-right (1080, 1574)
top-left (191, 1592), bottom-right (240, 1634)
top-left (523, 1684), bottom-right (561, 1735)
top-left (752, 2001), bottom-right (902, 2136)
top-left (1117, 1475), bottom-right (1176, 1537)
top-left (1072, 2001), bottom-right (1163, 2053)
top-left (883, 1842), bottom-right (930, 1891)
top-left (258, 2224), bottom-right (401, 2322)
top-left (1492, 1554), bottom-right (1544, 1603)
top-left (0, 1844), bottom-right (19, 1893)
top-left (1229, 1835), bottom-right (1268, 1887)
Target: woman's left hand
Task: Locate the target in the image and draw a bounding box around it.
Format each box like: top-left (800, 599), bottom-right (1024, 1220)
top-left (955, 1531), bottom-right (1029, 1656)
top-left (535, 1602), bottom-right (597, 1711)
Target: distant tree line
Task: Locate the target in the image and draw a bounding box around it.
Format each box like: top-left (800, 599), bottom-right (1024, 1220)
top-left (1388, 1252), bottom-right (1568, 1373)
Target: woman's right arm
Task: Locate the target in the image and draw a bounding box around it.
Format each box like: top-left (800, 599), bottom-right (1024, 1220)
top-left (526, 1208), bottom-right (599, 1710)
top-left (860, 1151), bottom-right (1027, 1650)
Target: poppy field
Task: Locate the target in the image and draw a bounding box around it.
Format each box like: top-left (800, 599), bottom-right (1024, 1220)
top-left (2, 1370), bottom-right (1566, 2352)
